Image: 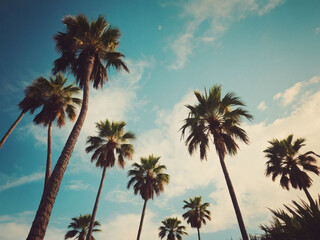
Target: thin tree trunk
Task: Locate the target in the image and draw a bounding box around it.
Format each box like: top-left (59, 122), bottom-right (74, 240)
top-left (26, 55), bottom-right (94, 240)
top-left (197, 227), bottom-right (201, 240)
top-left (0, 111), bottom-right (24, 149)
top-left (219, 155), bottom-right (249, 240)
top-left (137, 199), bottom-right (148, 240)
top-left (303, 187), bottom-right (316, 208)
top-left (44, 121), bottom-right (53, 190)
top-left (86, 166), bottom-right (107, 240)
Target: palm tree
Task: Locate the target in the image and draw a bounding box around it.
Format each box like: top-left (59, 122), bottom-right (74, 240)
top-left (65, 214), bottom-right (101, 240)
top-left (85, 119), bottom-right (135, 240)
top-left (0, 77), bottom-right (47, 149)
top-left (33, 73), bottom-right (81, 189)
top-left (127, 155), bottom-right (169, 240)
top-left (264, 134), bottom-right (320, 208)
top-left (182, 196), bottom-right (211, 240)
top-left (27, 14), bottom-right (129, 240)
top-left (159, 217), bottom-right (188, 240)
top-left (180, 85), bottom-right (252, 240)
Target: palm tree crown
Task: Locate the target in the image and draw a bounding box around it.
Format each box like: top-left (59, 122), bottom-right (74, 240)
top-left (86, 119), bottom-right (135, 168)
top-left (127, 155), bottom-right (169, 201)
top-left (65, 214), bottom-right (101, 240)
top-left (180, 85), bottom-right (252, 160)
top-left (53, 14), bottom-right (129, 89)
top-left (183, 196), bottom-right (211, 229)
top-left (159, 217), bottom-right (188, 240)
top-left (33, 73), bottom-right (81, 127)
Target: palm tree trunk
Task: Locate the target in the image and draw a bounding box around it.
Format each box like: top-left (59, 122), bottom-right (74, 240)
top-left (86, 166), bottom-right (107, 240)
top-left (26, 55), bottom-right (94, 240)
top-left (219, 155), bottom-right (249, 240)
top-left (0, 111), bottom-right (24, 149)
top-left (303, 187), bottom-right (316, 208)
top-left (137, 199), bottom-right (148, 240)
top-left (197, 227), bottom-right (201, 240)
top-left (44, 120), bottom-right (53, 190)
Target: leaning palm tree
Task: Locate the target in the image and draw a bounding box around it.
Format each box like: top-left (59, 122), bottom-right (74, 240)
top-left (180, 85), bottom-right (252, 240)
top-left (0, 77), bottom-right (47, 149)
top-left (159, 217), bottom-right (188, 240)
top-left (182, 196), bottom-right (211, 240)
top-left (264, 134), bottom-right (320, 208)
top-left (85, 119), bottom-right (135, 240)
top-left (65, 214), bottom-right (101, 240)
top-left (127, 155), bottom-right (169, 240)
top-left (27, 14), bottom-right (129, 240)
top-left (33, 73), bottom-right (81, 189)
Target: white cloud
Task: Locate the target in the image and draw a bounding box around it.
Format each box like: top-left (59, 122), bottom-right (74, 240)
top-left (0, 172), bottom-right (43, 192)
top-left (105, 187), bottom-right (139, 204)
top-left (158, 25), bottom-right (162, 30)
top-left (315, 26), bottom-right (320, 34)
top-left (257, 101), bottom-right (267, 111)
top-left (65, 180), bottom-right (90, 191)
top-left (168, 0), bottom-right (285, 69)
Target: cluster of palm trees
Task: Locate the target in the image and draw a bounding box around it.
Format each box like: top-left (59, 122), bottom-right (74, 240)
top-left (1, 13), bottom-right (319, 240)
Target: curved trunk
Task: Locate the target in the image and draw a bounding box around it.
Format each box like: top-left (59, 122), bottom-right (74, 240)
top-left (44, 120), bottom-right (53, 190)
top-left (0, 111), bottom-right (24, 149)
top-left (303, 186), bottom-right (316, 208)
top-left (137, 199), bottom-right (148, 240)
top-left (26, 55), bottom-right (94, 240)
top-left (86, 166), bottom-right (107, 240)
top-left (197, 227), bottom-right (201, 240)
top-left (219, 155), bottom-right (249, 240)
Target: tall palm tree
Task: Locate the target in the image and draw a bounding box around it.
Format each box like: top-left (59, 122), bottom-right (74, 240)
top-left (264, 134), bottom-right (320, 207)
top-left (85, 119), bottom-right (135, 240)
top-left (0, 77), bottom-right (47, 149)
top-left (159, 217), bottom-right (188, 240)
top-left (33, 73), bottom-right (81, 189)
top-left (65, 214), bottom-right (101, 240)
top-left (182, 196), bottom-right (211, 240)
top-left (27, 14), bottom-right (129, 240)
top-left (127, 155), bottom-right (169, 240)
top-left (180, 85), bottom-right (252, 240)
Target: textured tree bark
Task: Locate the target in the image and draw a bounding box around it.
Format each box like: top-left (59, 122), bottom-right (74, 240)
top-left (219, 155), bottom-right (249, 240)
top-left (86, 166), bottom-right (107, 240)
top-left (26, 56), bottom-right (94, 240)
top-left (0, 111), bottom-right (24, 149)
top-left (303, 187), bottom-right (316, 208)
top-left (197, 227), bottom-right (201, 240)
top-left (137, 199), bottom-right (148, 240)
top-left (44, 120), bottom-right (53, 190)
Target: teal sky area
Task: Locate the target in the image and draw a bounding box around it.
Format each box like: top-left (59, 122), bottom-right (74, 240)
top-left (1, 0), bottom-right (320, 240)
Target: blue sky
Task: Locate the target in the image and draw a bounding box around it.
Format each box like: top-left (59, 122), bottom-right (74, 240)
top-left (1, 0), bottom-right (320, 239)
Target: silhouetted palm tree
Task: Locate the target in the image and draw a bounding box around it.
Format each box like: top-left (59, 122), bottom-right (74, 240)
top-left (127, 155), bottom-right (169, 240)
top-left (85, 119), bottom-right (135, 240)
top-left (180, 85), bottom-right (252, 240)
top-left (33, 73), bottom-right (81, 189)
top-left (182, 196), bottom-right (211, 240)
top-left (264, 134), bottom-right (320, 207)
top-left (27, 14), bottom-right (129, 240)
top-left (159, 217), bottom-right (188, 240)
top-left (65, 214), bottom-right (101, 240)
top-left (0, 77), bottom-right (46, 149)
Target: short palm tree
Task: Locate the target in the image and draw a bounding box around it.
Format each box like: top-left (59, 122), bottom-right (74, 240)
top-left (85, 119), bottom-right (135, 240)
top-left (264, 134), bottom-right (320, 207)
top-left (180, 85), bottom-right (252, 240)
top-left (127, 155), bottom-right (169, 240)
top-left (159, 217), bottom-right (188, 240)
top-left (65, 214), bottom-right (101, 240)
top-left (182, 196), bottom-right (211, 240)
top-left (0, 77), bottom-right (46, 149)
top-left (33, 73), bottom-right (81, 189)
top-left (27, 14), bottom-right (129, 240)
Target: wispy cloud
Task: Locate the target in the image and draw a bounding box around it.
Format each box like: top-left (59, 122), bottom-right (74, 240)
top-left (0, 172), bottom-right (43, 192)
top-left (64, 180), bottom-right (90, 191)
top-left (257, 101), bottom-right (267, 111)
top-left (168, 0), bottom-right (285, 69)
top-left (104, 187), bottom-right (139, 204)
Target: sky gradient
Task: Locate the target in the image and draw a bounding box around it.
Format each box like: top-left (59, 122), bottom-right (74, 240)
top-left (1, 0), bottom-right (320, 239)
